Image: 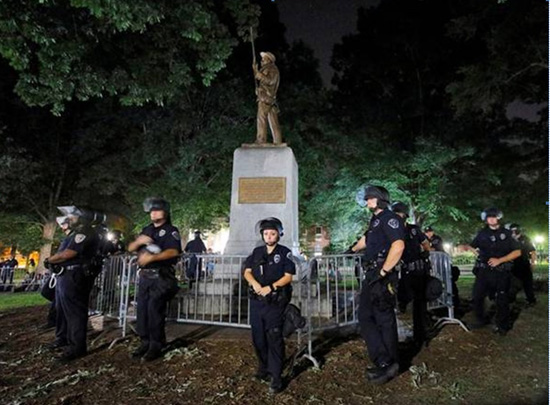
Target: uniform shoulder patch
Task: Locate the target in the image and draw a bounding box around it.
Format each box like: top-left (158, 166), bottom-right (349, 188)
top-left (411, 228), bottom-right (417, 236)
top-left (388, 218), bottom-right (400, 229)
top-left (172, 231), bottom-right (181, 241)
top-left (75, 234), bottom-right (86, 244)
top-left (286, 251), bottom-right (293, 260)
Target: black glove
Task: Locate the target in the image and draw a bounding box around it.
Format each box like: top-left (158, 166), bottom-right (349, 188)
top-left (420, 250), bottom-right (430, 259)
top-left (44, 258), bottom-right (51, 270)
top-left (366, 270), bottom-right (383, 285)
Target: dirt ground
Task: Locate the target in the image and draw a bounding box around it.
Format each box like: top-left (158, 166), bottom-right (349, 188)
top-left (0, 293), bottom-right (547, 405)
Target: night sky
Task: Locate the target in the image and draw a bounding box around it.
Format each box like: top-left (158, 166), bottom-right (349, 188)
top-left (278, 0), bottom-right (380, 85)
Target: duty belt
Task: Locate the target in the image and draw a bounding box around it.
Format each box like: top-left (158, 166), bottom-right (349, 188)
top-left (63, 264), bottom-right (87, 271)
top-left (140, 267), bottom-right (173, 277)
top-left (404, 260), bottom-right (425, 272)
top-left (475, 262), bottom-right (513, 272)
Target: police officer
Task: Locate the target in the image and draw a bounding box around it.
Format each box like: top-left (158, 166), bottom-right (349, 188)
top-left (424, 226), bottom-right (444, 252)
top-left (128, 197), bottom-right (181, 362)
top-left (350, 186), bottom-right (405, 384)
top-left (184, 230), bottom-right (207, 285)
top-left (470, 208), bottom-right (521, 335)
top-left (391, 202), bottom-right (431, 346)
top-left (507, 223), bottom-right (537, 306)
top-left (45, 208), bottom-right (99, 361)
top-left (243, 217), bottom-right (295, 394)
top-left (43, 216), bottom-right (74, 331)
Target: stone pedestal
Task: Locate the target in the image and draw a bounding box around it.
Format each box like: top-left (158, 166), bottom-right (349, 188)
top-left (224, 145), bottom-right (300, 256)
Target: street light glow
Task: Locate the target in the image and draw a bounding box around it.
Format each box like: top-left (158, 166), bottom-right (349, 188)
top-left (534, 235), bottom-right (544, 244)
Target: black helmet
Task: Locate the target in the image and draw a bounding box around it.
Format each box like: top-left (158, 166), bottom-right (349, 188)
top-left (481, 207), bottom-right (503, 221)
top-left (390, 201), bottom-right (409, 217)
top-left (506, 223), bottom-right (520, 232)
top-left (356, 185), bottom-right (390, 209)
top-left (143, 197), bottom-right (170, 213)
top-left (424, 226), bottom-right (434, 232)
top-left (257, 217), bottom-right (284, 239)
top-left (57, 206), bottom-right (106, 226)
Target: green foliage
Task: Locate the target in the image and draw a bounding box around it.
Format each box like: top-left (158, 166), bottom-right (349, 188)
top-left (0, 0), bottom-right (259, 115)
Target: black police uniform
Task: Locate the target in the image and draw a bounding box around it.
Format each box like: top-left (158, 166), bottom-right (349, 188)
top-left (359, 209), bottom-right (405, 368)
top-left (397, 222), bottom-right (429, 344)
top-left (52, 233), bottom-right (73, 338)
top-left (471, 226), bottom-right (520, 330)
top-left (512, 235), bottom-right (536, 304)
top-left (245, 244), bottom-right (295, 384)
top-left (137, 222), bottom-right (182, 353)
top-left (184, 237), bottom-right (207, 282)
top-left (55, 226), bottom-right (99, 357)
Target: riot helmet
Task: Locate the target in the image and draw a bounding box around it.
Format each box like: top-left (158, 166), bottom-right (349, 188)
top-left (57, 206), bottom-right (106, 227)
top-left (390, 201), bottom-right (409, 217)
top-left (256, 217), bottom-right (284, 242)
top-left (143, 197), bottom-right (171, 222)
top-left (356, 185), bottom-right (390, 209)
top-left (480, 207), bottom-right (503, 222)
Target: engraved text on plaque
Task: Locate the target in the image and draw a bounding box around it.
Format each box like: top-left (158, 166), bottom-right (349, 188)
top-left (238, 177), bottom-right (286, 204)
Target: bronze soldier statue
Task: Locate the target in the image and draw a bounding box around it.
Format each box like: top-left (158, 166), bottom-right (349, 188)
top-left (252, 52), bottom-right (282, 144)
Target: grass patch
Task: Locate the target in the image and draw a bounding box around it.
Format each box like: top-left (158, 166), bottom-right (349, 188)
top-left (0, 292), bottom-right (48, 311)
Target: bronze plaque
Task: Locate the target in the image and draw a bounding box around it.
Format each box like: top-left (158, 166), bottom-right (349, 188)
top-left (238, 177), bottom-right (286, 204)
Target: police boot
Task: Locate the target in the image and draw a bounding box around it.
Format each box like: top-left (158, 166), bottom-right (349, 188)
top-left (131, 343), bottom-right (149, 359)
top-left (369, 362), bottom-right (399, 385)
top-left (141, 348), bottom-right (162, 362)
top-left (366, 365), bottom-right (382, 380)
top-left (492, 326), bottom-right (509, 336)
top-left (253, 369), bottom-right (270, 382)
top-left (46, 340), bottom-right (68, 351)
top-left (268, 378), bottom-right (284, 395)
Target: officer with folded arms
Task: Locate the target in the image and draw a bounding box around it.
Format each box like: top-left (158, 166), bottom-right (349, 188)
top-left (243, 217), bottom-right (295, 394)
top-left (128, 197), bottom-right (181, 362)
top-left (470, 207), bottom-right (521, 335)
top-left (45, 207), bottom-right (100, 361)
top-left (350, 186), bottom-right (405, 384)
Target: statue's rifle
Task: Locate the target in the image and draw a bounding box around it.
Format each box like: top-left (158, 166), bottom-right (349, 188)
top-left (250, 26), bottom-right (258, 93)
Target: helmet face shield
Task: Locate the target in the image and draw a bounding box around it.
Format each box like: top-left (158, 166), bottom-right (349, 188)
top-left (55, 216), bottom-right (71, 227)
top-left (481, 207), bottom-right (503, 222)
top-left (256, 217), bottom-right (284, 240)
top-left (355, 188), bottom-right (367, 207)
top-left (57, 206), bottom-right (83, 217)
top-left (143, 197), bottom-right (170, 214)
top-left (357, 185), bottom-right (390, 209)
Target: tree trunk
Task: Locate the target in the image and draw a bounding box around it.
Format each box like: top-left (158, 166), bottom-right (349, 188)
top-left (37, 221), bottom-right (56, 275)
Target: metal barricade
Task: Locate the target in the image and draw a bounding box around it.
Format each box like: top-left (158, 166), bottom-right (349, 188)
top-left (92, 252), bottom-right (466, 363)
top-left (427, 251), bottom-right (468, 332)
top-left (171, 254), bottom-right (250, 328)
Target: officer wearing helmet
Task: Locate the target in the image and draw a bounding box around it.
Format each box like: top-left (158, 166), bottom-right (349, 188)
top-left (507, 223), bottom-right (537, 306)
top-left (350, 186), bottom-right (405, 384)
top-left (128, 197), bottom-right (182, 361)
top-left (390, 202), bottom-right (431, 346)
top-left (243, 217), bottom-right (295, 394)
top-left (470, 208), bottom-right (521, 335)
top-left (44, 207), bottom-right (100, 361)
top-left (423, 226), bottom-right (444, 252)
